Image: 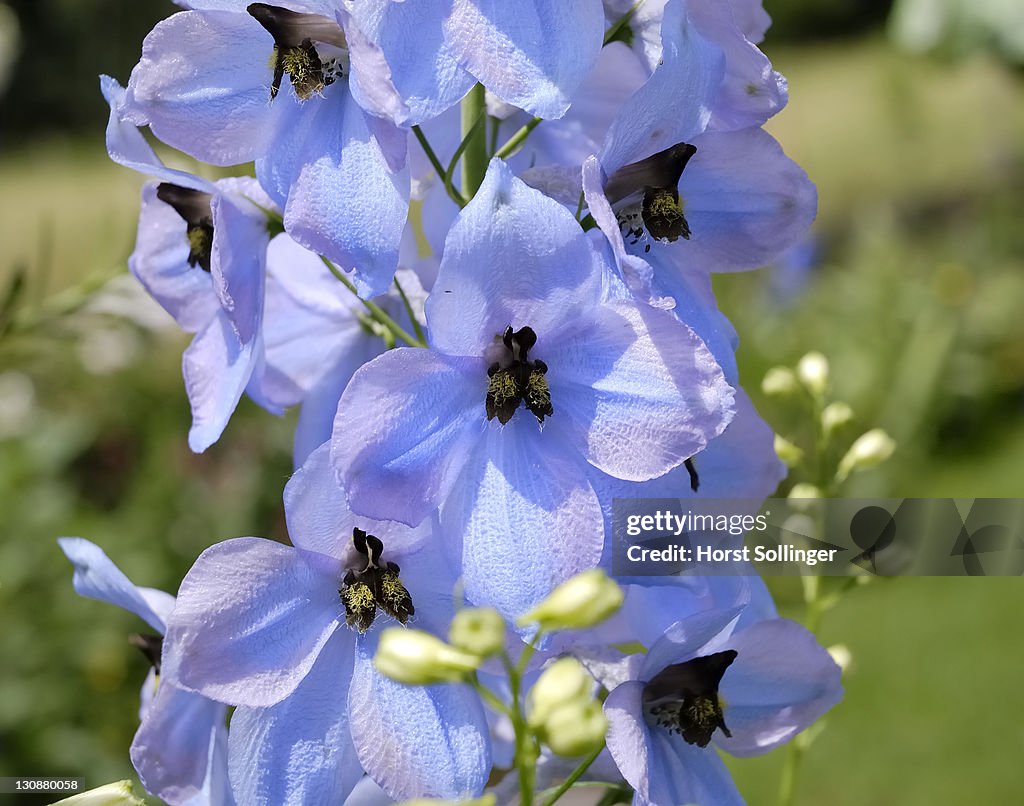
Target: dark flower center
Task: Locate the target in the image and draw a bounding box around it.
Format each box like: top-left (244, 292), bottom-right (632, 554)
top-left (156, 183), bottom-right (214, 272)
top-left (486, 325), bottom-right (553, 425)
top-left (248, 3), bottom-right (349, 101)
top-left (605, 142), bottom-right (697, 253)
top-left (128, 633), bottom-right (164, 673)
top-left (642, 649), bottom-right (737, 747)
top-left (340, 528), bottom-right (414, 633)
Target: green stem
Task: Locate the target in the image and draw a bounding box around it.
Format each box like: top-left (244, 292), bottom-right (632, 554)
top-left (393, 277), bottom-right (426, 345)
top-left (319, 257), bottom-right (424, 348)
top-left (503, 652), bottom-right (538, 806)
top-left (494, 116), bottom-right (542, 161)
top-left (603, 2), bottom-right (643, 46)
top-left (412, 125), bottom-right (467, 208)
top-left (471, 677), bottom-right (514, 720)
top-left (460, 83), bottom-right (489, 199)
top-left (446, 109), bottom-right (486, 208)
top-left (538, 744), bottom-right (605, 806)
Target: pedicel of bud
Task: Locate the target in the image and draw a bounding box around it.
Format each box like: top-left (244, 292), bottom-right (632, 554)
top-left (51, 781), bottom-right (145, 806)
top-left (542, 699), bottom-right (609, 758)
top-left (762, 366), bottom-right (799, 397)
top-left (516, 569), bottom-right (624, 632)
top-left (527, 657), bottom-right (594, 730)
top-left (448, 607), bottom-right (506, 658)
top-left (774, 433), bottom-right (804, 467)
top-left (821, 401), bottom-right (854, 436)
top-left (836, 428), bottom-right (896, 482)
top-left (374, 627), bottom-right (481, 686)
top-left (796, 351), bottom-right (829, 396)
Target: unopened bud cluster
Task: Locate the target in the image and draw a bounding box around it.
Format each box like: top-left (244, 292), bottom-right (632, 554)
top-left (526, 657), bottom-right (607, 757)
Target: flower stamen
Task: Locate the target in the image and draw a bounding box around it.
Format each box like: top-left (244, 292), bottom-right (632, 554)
top-left (340, 528), bottom-right (414, 633)
top-left (486, 325), bottom-right (553, 425)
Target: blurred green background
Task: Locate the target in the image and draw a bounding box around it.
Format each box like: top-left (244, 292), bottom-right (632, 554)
top-left (0, 1), bottom-right (1022, 804)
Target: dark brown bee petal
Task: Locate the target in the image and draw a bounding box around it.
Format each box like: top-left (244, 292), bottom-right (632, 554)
top-left (247, 3), bottom-right (347, 49)
top-left (156, 184), bottom-right (213, 228)
top-left (604, 142), bottom-right (697, 205)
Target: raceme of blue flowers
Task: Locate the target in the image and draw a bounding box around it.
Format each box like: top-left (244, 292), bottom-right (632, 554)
top-left (60, 2), bottom-right (842, 804)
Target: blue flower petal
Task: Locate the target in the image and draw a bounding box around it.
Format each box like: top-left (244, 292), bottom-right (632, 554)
top-left (126, 10), bottom-right (282, 165)
top-left (690, 0), bottom-right (788, 131)
top-left (227, 630), bottom-right (363, 806)
top-left (640, 607), bottom-right (743, 680)
top-left (349, 631), bottom-right (491, 799)
top-left (427, 158), bottom-right (603, 356)
top-left (601, 0), bottom-right (725, 173)
top-left (182, 312), bottom-right (261, 453)
top-left (647, 728), bottom-right (744, 806)
top-left (100, 75), bottom-right (213, 193)
top-left (440, 420), bottom-right (604, 623)
top-left (285, 442), bottom-right (430, 561)
top-left (446, 0), bottom-right (604, 119)
top-left (332, 348), bottom-right (485, 526)
top-left (653, 127), bottom-right (817, 272)
top-left (209, 192), bottom-right (268, 346)
top-left (545, 300), bottom-right (735, 480)
top-left (258, 84), bottom-right (409, 298)
top-left (344, 0), bottom-right (475, 126)
top-left (715, 618), bottom-right (843, 757)
top-left (163, 537), bottom-right (342, 707)
top-left (57, 538), bottom-right (168, 633)
top-left (130, 682), bottom-right (227, 805)
top-left (604, 681), bottom-right (652, 796)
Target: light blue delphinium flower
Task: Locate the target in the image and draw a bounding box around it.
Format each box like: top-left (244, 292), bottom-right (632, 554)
top-left (161, 443), bottom-right (491, 803)
top-left (600, 607), bottom-right (843, 806)
top-left (122, 1), bottom-right (409, 296)
top-left (342, 0), bottom-right (606, 124)
top-left (102, 74), bottom-right (279, 452)
top-left (332, 157), bottom-right (735, 623)
top-left (57, 538), bottom-right (233, 806)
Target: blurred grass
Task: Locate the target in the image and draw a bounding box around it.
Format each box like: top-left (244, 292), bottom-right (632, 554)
top-left (0, 34), bottom-right (1022, 805)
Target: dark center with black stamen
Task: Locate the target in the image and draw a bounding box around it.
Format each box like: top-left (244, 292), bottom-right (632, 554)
top-left (248, 3), bottom-right (349, 101)
top-left (156, 183), bottom-right (214, 272)
top-left (486, 325), bottom-right (553, 425)
top-left (128, 633), bottom-right (164, 674)
top-left (339, 528), bottom-right (414, 633)
top-left (605, 142), bottom-right (698, 252)
top-left (642, 649), bottom-right (737, 748)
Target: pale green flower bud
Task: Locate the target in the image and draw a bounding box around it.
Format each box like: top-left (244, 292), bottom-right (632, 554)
top-left (821, 401), bottom-right (854, 435)
top-left (51, 781), bottom-right (145, 806)
top-left (400, 797), bottom-right (496, 806)
top-left (374, 627), bottom-right (480, 685)
top-left (836, 428), bottom-right (896, 482)
top-left (797, 351), bottom-right (829, 396)
top-left (828, 643), bottom-right (853, 674)
top-left (516, 569), bottom-right (624, 632)
top-left (527, 657), bottom-right (593, 730)
top-left (762, 366), bottom-right (799, 397)
top-left (448, 607), bottom-right (506, 658)
top-left (788, 482), bottom-right (822, 500)
top-left (542, 700), bottom-right (608, 757)
top-left (774, 434), bottom-right (804, 467)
